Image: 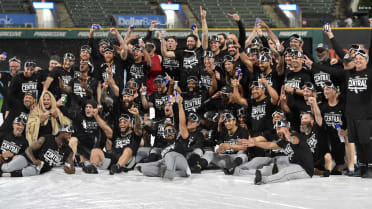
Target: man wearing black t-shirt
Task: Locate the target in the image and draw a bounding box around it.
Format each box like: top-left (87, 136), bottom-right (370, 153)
top-left (63, 60), bottom-right (98, 117)
top-left (244, 120), bottom-right (313, 184)
top-left (141, 75), bottom-right (169, 118)
top-left (283, 50), bottom-right (313, 102)
top-left (106, 108), bottom-right (142, 175)
top-left (73, 101), bottom-right (113, 174)
top-left (0, 116), bottom-right (28, 168)
top-left (162, 36), bottom-right (180, 81)
top-left (301, 97), bottom-right (333, 177)
top-left (233, 110), bottom-right (289, 176)
top-left (200, 51), bottom-right (219, 95)
top-left (0, 57), bottom-right (22, 116)
top-left (0, 125), bottom-right (75, 177)
top-left (321, 81), bottom-right (354, 174)
top-left (195, 112), bottom-right (248, 173)
top-left (233, 79), bottom-right (278, 137)
top-left (182, 76), bottom-right (209, 116)
top-left (8, 60), bottom-right (41, 103)
top-left (43, 53), bottom-right (76, 100)
top-left (161, 32), bottom-right (203, 91)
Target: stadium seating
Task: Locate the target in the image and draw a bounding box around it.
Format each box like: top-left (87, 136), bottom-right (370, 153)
top-left (186, 0), bottom-right (274, 28)
top-left (64, 0), bottom-right (153, 27)
top-left (295, 0), bottom-right (335, 26)
top-left (0, 0), bottom-right (29, 13)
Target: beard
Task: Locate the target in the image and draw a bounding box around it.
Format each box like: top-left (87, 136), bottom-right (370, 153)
top-left (300, 124), bottom-right (312, 133)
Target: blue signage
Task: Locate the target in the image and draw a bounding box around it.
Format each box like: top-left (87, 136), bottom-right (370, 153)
top-left (115, 15), bottom-right (165, 28)
top-left (0, 14), bottom-right (36, 27)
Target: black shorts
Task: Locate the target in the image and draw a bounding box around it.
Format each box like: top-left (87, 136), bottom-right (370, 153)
top-left (314, 157), bottom-right (325, 171)
top-left (103, 152), bottom-right (120, 167)
top-left (347, 117), bottom-right (372, 144)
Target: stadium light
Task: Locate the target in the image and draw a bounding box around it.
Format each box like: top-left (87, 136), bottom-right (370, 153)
top-left (278, 4), bottom-right (297, 11)
top-left (160, 3), bottom-right (180, 11)
top-left (33, 2), bottom-right (54, 9)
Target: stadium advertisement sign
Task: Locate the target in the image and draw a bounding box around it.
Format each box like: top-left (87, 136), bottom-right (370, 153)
top-left (114, 15), bottom-right (166, 27)
top-left (0, 28), bottom-right (321, 39)
top-left (0, 14), bottom-right (36, 27)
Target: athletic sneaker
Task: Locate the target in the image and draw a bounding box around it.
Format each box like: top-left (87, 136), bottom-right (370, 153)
top-left (254, 170), bottom-right (263, 185)
top-left (110, 164), bottom-right (121, 175)
top-left (82, 164), bottom-right (98, 174)
top-left (190, 165), bottom-right (201, 174)
top-left (223, 167), bottom-right (235, 175)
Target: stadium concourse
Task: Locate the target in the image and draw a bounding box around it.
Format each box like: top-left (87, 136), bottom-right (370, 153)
top-left (1, 168), bottom-right (371, 209)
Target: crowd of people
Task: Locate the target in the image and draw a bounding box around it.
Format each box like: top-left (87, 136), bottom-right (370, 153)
top-left (0, 7), bottom-right (371, 185)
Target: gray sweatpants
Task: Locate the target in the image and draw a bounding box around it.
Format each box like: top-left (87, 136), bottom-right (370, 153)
top-left (202, 150), bottom-right (248, 169)
top-left (261, 163), bottom-right (311, 184)
top-left (234, 156), bottom-right (290, 176)
top-left (136, 151), bottom-right (191, 180)
top-left (135, 147), bottom-right (152, 163)
top-left (1, 155), bottom-right (40, 177)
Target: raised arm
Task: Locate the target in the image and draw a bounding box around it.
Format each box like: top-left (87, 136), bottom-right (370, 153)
top-left (93, 108), bottom-right (113, 139)
top-left (324, 25), bottom-right (347, 59)
top-left (128, 107), bottom-right (142, 136)
top-left (239, 52), bottom-right (254, 72)
top-left (200, 6), bottom-right (209, 50)
top-left (308, 97), bottom-right (323, 127)
top-left (228, 13), bottom-right (246, 48)
top-left (259, 75), bottom-right (279, 105)
top-left (177, 94), bottom-right (189, 139)
top-left (245, 24), bottom-right (258, 48)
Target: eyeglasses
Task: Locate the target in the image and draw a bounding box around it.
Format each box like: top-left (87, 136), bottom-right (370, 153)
top-left (323, 80), bottom-right (336, 90)
top-left (237, 108), bottom-right (246, 116)
top-left (25, 61), bottom-right (36, 69)
top-left (118, 114), bottom-right (131, 122)
top-left (64, 53), bottom-right (75, 60)
top-left (349, 44), bottom-right (361, 52)
top-left (246, 48), bottom-right (259, 55)
top-left (353, 49), bottom-right (369, 60)
top-left (302, 82), bottom-right (315, 91)
top-left (99, 39), bottom-right (110, 46)
top-left (258, 54), bottom-right (270, 62)
top-left (291, 50), bottom-right (304, 58)
top-left (80, 45), bottom-right (92, 53)
top-left (164, 127), bottom-right (177, 137)
top-left (223, 55), bottom-right (235, 63)
top-left (154, 78), bottom-right (164, 86)
top-left (210, 35), bottom-right (220, 42)
top-left (272, 110), bottom-right (285, 118)
top-left (103, 45), bottom-right (115, 53)
top-left (9, 57), bottom-right (21, 64)
top-left (222, 113), bottom-right (236, 122)
top-left (284, 48), bottom-right (293, 55)
top-left (274, 120), bottom-right (290, 129)
top-left (250, 81), bottom-right (265, 89)
top-left (289, 34), bottom-right (303, 43)
top-left (121, 88), bottom-right (134, 96)
top-left (203, 51), bottom-right (214, 58)
top-left (188, 113), bottom-right (200, 122)
top-left (13, 116), bottom-right (27, 125)
top-left (261, 47), bottom-right (273, 55)
top-left (187, 76), bottom-right (198, 84)
top-left (132, 45), bottom-right (143, 52)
